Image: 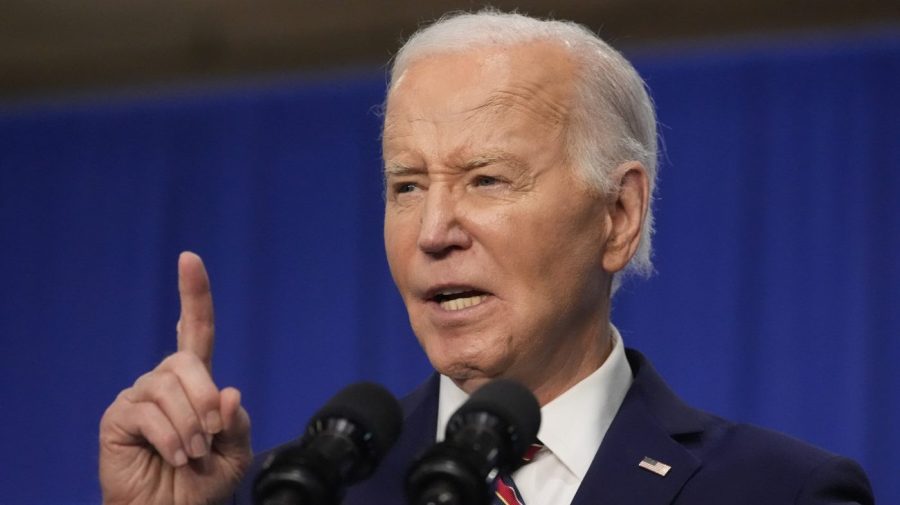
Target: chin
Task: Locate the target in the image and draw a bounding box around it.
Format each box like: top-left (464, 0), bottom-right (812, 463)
top-left (428, 348), bottom-right (509, 384)
top-left (418, 325), bottom-right (514, 375)
top-left (436, 360), bottom-right (483, 380)
top-left (435, 362), bottom-right (494, 393)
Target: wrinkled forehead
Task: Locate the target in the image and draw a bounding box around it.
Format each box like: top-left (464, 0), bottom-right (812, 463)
top-left (383, 41), bottom-right (578, 140)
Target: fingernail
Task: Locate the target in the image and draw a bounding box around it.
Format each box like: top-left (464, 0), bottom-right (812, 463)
top-left (206, 410), bottom-right (223, 434)
top-left (174, 449), bottom-right (188, 467)
top-left (191, 433), bottom-right (208, 457)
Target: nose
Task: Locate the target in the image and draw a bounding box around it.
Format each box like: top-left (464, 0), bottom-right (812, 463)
top-left (417, 186), bottom-right (472, 256)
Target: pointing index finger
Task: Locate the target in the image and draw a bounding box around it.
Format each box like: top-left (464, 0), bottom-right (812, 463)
top-left (177, 251), bottom-right (215, 370)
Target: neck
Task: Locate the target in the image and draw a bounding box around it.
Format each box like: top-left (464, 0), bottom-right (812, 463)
top-left (528, 323), bottom-right (614, 406)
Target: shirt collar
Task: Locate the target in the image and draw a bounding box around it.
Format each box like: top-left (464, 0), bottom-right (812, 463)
top-left (436, 326), bottom-right (633, 479)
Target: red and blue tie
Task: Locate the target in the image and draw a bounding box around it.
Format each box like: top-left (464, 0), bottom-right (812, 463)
top-left (493, 442), bottom-right (544, 505)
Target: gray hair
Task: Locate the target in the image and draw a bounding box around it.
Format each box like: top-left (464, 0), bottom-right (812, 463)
top-left (388, 9), bottom-right (659, 291)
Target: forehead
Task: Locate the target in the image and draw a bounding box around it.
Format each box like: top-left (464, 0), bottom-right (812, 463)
top-left (383, 41), bottom-right (577, 145)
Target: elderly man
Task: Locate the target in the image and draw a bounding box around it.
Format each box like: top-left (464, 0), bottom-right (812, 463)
top-left (99, 10), bottom-right (873, 505)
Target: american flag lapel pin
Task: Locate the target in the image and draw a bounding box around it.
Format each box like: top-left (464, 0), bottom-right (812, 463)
top-left (638, 456), bottom-right (672, 477)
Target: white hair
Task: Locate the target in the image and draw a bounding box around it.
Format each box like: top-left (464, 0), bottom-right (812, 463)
top-left (388, 9), bottom-right (659, 292)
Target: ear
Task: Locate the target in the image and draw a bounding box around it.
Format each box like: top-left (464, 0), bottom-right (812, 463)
top-left (602, 161), bottom-right (650, 273)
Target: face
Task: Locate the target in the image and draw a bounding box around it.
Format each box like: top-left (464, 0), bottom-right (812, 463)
top-left (383, 42), bottom-right (619, 399)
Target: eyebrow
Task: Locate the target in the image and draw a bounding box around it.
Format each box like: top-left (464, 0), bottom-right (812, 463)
top-left (383, 151), bottom-right (528, 178)
top-left (458, 151), bottom-right (528, 174)
top-left (383, 162), bottom-right (422, 177)
top-left (460, 155), bottom-right (499, 170)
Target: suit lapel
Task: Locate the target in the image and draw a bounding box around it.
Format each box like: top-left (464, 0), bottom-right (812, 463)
top-left (388, 373), bottom-right (441, 474)
top-left (571, 350), bottom-right (706, 505)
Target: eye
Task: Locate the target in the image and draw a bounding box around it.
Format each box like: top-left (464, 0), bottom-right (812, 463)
top-left (394, 182), bottom-right (418, 194)
top-left (473, 175), bottom-right (500, 187)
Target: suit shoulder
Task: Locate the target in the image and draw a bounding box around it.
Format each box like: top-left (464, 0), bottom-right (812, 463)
top-left (680, 420), bottom-right (873, 504)
top-left (707, 420), bottom-right (839, 465)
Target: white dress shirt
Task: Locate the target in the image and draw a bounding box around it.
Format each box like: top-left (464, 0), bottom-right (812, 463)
top-left (436, 326), bottom-right (633, 505)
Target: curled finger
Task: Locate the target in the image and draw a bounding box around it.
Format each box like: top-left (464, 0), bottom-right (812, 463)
top-left (131, 369), bottom-right (209, 459)
top-left (160, 351), bottom-right (223, 434)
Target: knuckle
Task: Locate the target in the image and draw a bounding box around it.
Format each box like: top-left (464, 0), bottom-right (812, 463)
top-left (117, 387), bottom-right (137, 403)
top-left (199, 393), bottom-right (221, 414)
top-left (145, 372), bottom-right (179, 402)
top-left (165, 351), bottom-right (188, 368)
top-left (191, 389), bottom-right (220, 418)
top-left (99, 403), bottom-right (118, 431)
top-left (158, 369), bottom-right (179, 388)
top-left (103, 389), bottom-right (145, 433)
top-left (158, 429), bottom-right (182, 451)
top-left (132, 371), bottom-right (154, 388)
top-left (167, 350), bottom-right (201, 370)
top-left (181, 412), bottom-right (202, 433)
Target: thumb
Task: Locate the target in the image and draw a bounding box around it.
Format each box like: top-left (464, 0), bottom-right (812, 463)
top-left (215, 387), bottom-right (252, 463)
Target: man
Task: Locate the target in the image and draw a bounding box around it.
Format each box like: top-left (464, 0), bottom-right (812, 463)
top-left (99, 10), bottom-right (874, 505)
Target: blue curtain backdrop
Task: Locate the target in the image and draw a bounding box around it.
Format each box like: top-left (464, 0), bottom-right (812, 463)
top-left (1, 33), bottom-right (898, 504)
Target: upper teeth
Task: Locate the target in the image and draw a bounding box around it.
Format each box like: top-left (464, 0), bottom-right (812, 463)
top-left (439, 288), bottom-right (469, 296)
top-left (439, 294), bottom-right (487, 311)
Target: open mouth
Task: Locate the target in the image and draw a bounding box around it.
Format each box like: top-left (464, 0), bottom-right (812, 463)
top-left (431, 288), bottom-right (490, 311)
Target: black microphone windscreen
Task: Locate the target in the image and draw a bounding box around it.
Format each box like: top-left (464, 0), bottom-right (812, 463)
top-left (254, 382), bottom-right (403, 505)
top-left (311, 381), bottom-right (403, 458)
top-left (453, 379), bottom-right (541, 456)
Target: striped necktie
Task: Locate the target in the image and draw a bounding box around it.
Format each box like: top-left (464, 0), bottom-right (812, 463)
top-left (493, 442), bottom-right (544, 505)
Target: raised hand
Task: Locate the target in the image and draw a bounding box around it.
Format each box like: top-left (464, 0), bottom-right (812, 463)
top-left (99, 252), bottom-right (252, 505)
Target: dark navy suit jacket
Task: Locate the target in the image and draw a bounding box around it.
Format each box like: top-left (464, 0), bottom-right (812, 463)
top-left (236, 349), bottom-right (874, 504)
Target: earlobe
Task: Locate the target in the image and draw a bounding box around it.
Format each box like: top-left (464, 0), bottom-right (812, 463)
top-left (601, 161), bottom-right (649, 273)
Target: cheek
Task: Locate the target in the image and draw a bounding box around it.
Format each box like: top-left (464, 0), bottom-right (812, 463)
top-left (499, 210), bottom-right (579, 273)
top-left (505, 204), bottom-right (607, 307)
top-left (384, 214), bottom-right (416, 283)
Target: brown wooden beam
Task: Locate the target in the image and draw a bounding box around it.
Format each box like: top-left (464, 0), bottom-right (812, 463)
top-left (1, 0), bottom-right (897, 100)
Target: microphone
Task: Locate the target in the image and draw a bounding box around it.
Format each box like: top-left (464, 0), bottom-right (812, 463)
top-left (253, 382), bottom-right (403, 505)
top-left (405, 379), bottom-right (541, 505)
